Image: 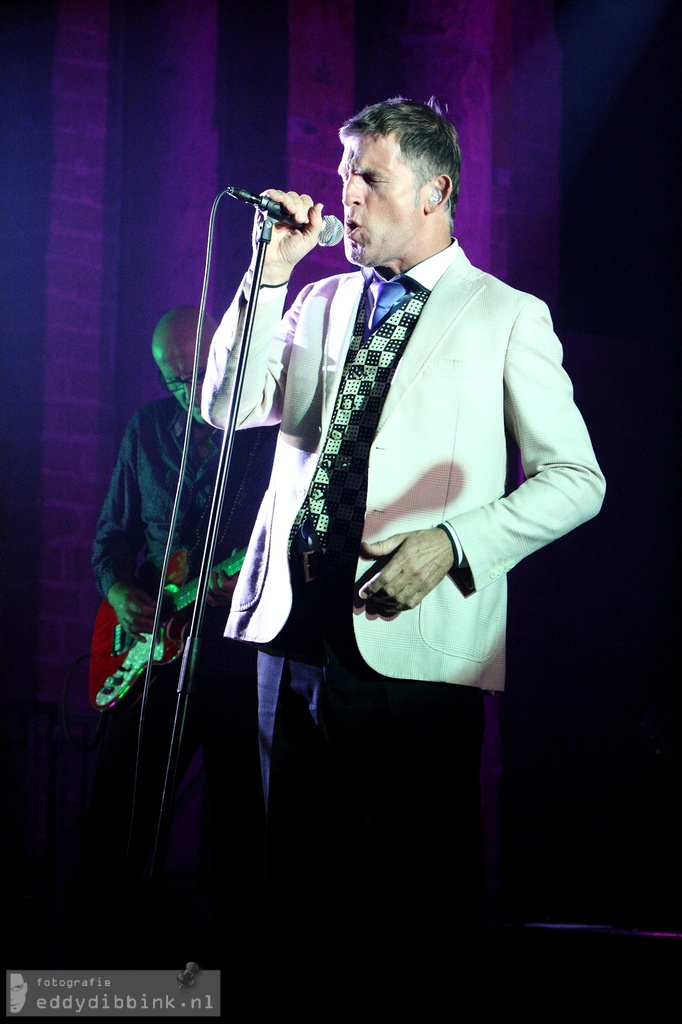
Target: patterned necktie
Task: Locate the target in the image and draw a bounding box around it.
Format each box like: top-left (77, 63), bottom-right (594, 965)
top-left (291, 279), bottom-right (430, 566)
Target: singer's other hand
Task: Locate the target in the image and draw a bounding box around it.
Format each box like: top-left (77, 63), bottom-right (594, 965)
top-left (254, 189), bottom-right (324, 285)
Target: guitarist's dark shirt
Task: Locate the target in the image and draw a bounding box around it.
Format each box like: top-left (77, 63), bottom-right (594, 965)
top-left (92, 397), bottom-right (277, 628)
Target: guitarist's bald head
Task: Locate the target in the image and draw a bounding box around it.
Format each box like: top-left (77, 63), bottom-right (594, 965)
top-left (152, 305), bottom-right (218, 371)
top-left (152, 306), bottom-right (219, 423)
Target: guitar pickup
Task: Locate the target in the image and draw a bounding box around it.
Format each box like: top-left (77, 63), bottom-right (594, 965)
top-left (112, 624), bottom-right (135, 657)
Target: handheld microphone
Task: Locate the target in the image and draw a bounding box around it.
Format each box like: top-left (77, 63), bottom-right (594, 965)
top-left (225, 186), bottom-right (343, 247)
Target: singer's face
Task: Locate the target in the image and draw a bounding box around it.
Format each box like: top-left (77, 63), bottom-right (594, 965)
top-left (339, 133), bottom-right (432, 274)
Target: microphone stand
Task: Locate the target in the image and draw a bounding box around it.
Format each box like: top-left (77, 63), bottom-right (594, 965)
top-left (150, 213), bottom-right (276, 881)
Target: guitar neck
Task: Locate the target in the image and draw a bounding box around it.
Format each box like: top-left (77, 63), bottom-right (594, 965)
top-left (170, 548), bottom-right (246, 613)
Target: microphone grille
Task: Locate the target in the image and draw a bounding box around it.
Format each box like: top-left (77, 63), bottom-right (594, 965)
top-left (318, 215), bottom-right (344, 247)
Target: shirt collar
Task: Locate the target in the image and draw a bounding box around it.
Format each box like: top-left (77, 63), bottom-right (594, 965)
top-left (361, 237), bottom-right (459, 293)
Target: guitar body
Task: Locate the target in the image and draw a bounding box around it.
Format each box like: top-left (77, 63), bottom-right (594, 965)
top-left (88, 547), bottom-right (245, 712)
top-left (88, 603), bottom-right (188, 712)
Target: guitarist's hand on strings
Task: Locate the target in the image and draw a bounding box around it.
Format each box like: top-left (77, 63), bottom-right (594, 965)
top-left (106, 582), bottom-right (157, 640)
top-left (207, 569), bottom-right (238, 607)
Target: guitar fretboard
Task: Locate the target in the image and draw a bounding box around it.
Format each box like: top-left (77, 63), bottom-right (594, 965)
top-left (170, 547), bottom-right (247, 612)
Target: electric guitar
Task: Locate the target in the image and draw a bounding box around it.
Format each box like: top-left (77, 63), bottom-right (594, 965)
top-left (88, 546), bottom-right (246, 712)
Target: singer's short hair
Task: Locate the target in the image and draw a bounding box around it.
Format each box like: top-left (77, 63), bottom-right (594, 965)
top-left (339, 97), bottom-right (461, 225)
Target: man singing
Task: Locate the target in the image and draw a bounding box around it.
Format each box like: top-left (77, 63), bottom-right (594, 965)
top-left (203, 97), bottom-right (605, 982)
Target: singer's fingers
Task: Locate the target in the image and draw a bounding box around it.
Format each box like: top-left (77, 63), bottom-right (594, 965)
top-left (292, 197), bottom-right (325, 238)
top-left (255, 189), bottom-right (324, 283)
top-left (308, 200), bottom-right (325, 227)
top-left (269, 189), bottom-right (321, 228)
top-left (261, 189), bottom-right (307, 223)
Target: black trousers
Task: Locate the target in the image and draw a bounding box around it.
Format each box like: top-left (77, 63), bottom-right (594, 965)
top-left (258, 568), bottom-right (487, 971)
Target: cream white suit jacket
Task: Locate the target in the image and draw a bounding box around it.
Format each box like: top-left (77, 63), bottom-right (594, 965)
top-left (204, 247), bottom-right (605, 690)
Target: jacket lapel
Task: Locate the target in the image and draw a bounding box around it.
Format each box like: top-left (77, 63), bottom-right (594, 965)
top-left (378, 251), bottom-right (485, 427)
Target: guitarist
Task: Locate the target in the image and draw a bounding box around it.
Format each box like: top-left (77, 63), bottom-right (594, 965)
top-left (70, 306), bottom-right (276, 966)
